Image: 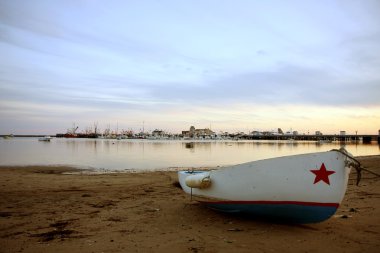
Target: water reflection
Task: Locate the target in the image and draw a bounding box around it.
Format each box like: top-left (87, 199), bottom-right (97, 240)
top-left (0, 138), bottom-right (378, 170)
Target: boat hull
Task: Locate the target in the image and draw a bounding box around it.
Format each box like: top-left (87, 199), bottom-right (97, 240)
top-left (178, 150), bottom-right (351, 223)
top-left (202, 201), bottom-right (338, 223)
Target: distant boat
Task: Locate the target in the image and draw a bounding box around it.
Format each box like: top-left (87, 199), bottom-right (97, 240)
top-left (64, 124), bottom-right (79, 138)
top-left (178, 149), bottom-right (359, 224)
top-left (64, 133), bottom-right (78, 138)
top-left (3, 134), bottom-right (14, 139)
top-left (38, 136), bottom-right (52, 141)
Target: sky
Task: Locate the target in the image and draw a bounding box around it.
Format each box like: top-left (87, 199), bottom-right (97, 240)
top-left (0, 0), bottom-right (379, 135)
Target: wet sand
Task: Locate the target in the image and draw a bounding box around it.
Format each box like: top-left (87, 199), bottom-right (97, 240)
top-left (0, 156), bottom-right (379, 253)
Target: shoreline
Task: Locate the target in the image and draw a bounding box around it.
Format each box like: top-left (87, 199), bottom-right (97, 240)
top-left (1, 154), bottom-right (379, 174)
top-left (0, 156), bottom-right (379, 253)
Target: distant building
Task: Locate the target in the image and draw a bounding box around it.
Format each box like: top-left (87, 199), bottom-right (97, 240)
top-left (182, 126), bottom-right (215, 138)
top-left (152, 129), bottom-right (164, 137)
top-left (340, 131), bottom-right (346, 136)
top-left (285, 129), bottom-right (298, 136)
top-left (315, 131), bottom-right (323, 136)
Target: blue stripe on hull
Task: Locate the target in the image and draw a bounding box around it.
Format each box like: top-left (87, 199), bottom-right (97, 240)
top-left (204, 202), bottom-right (338, 224)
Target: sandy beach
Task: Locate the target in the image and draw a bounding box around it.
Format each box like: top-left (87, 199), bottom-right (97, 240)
top-left (0, 156), bottom-right (379, 253)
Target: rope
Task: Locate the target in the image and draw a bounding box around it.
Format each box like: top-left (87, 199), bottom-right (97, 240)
top-left (361, 167), bottom-right (380, 177)
top-left (331, 148), bottom-right (380, 185)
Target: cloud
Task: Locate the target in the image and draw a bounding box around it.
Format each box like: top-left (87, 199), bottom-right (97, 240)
top-left (0, 0), bottom-right (380, 134)
top-left (149, 64), bottom-right (380, 107)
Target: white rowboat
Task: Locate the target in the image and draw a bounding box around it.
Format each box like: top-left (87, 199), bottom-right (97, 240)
top-left (178, 149), bottom-right (359, 223)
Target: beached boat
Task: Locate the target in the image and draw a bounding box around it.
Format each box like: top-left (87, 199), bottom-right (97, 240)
top-left (38, 136), bottom-right (52, 141)
top-left (178, 149), bottom-right (360, 223)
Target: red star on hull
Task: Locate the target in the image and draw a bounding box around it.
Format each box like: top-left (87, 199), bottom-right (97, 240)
top-left (310, 163), bottom-right (335, 185)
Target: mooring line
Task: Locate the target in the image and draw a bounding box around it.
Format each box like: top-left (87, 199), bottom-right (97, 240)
top-left (331, 148), bottom-right (380, 185)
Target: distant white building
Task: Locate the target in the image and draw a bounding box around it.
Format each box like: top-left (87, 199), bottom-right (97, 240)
top-left (182, 126), bottom-right (215, 138)
top-left (340, 131), bottom-right (346, 136)
top-left (285, 129), bottom-right (298, 136)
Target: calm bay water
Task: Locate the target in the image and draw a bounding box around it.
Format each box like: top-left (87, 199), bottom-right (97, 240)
top-left (0, 137), bottom-right (379, 171)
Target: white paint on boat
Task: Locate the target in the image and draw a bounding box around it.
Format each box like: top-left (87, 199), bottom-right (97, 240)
top-left (178, 150), bottom-right (353, 223)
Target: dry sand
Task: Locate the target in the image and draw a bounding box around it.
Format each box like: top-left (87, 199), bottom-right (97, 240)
top-left (0, 156), bottom-right (379, 253)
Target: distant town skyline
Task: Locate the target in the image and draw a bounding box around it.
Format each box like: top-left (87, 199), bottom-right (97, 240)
top-left (1, 1), bottom-right (379, 135)
top-left (30, 122), bottom-right (380, 136)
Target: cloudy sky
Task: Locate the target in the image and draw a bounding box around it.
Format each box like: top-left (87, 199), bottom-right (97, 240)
top-left (0, 0), bottom-right (379, 135)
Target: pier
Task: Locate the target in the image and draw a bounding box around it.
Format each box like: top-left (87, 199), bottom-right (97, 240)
top-left (236, 134), bottom-right (379, 144)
